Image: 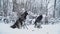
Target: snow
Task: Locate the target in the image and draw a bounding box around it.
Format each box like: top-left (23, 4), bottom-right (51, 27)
top-left (0, 0), bottom-right (60, 34)
top-left (0, 12), bottom-right (60, 34)
top-left (0, 11), bottom-right (60, 34)
top-left (0, 22), bottom-right (60, 34)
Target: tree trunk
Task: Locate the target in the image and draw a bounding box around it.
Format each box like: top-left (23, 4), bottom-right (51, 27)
top-left (53, 0), bottom-right (56, 18)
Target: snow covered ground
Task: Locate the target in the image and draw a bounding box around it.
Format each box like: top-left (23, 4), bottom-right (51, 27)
top-left (0, 22), bottom-right (60, 34)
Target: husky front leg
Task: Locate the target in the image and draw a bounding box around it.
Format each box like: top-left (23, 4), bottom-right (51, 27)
top-left (10, 23), bottom-right (16, 29)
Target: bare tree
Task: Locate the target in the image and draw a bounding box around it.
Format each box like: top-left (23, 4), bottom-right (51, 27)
top-left (3, 0), bottom-right (8, 17)
top-left (45, 0), bottom-right (50, 24)
top-left (12, 0), bottom-right (17, 12)
top-left (0, 0), bottom-right (1, 7)
top-left (53, 0), bottom-right (56, 18)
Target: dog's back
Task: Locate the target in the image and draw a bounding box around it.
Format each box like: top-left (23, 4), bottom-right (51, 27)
top-left (37, 15), bottom-right (43, 21)
top-left (34, 15), bottom-right (43, 23)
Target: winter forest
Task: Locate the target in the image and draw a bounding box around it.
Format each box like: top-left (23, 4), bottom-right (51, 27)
top-left (0, 0), bottom-right (60, 34)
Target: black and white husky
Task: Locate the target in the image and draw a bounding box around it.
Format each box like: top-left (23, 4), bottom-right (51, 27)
top-left (10, 11), bottom-right (28, 29)
top-left (34, 15), bottom-right (43, 28)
